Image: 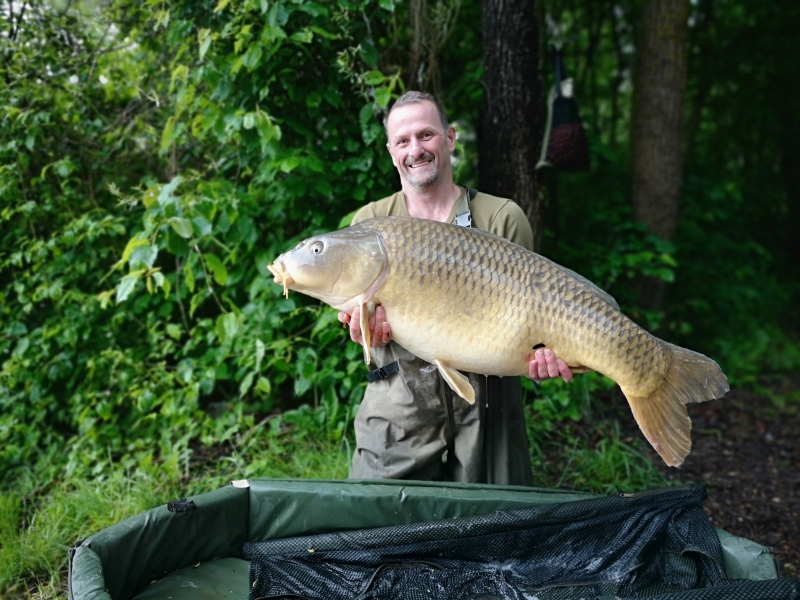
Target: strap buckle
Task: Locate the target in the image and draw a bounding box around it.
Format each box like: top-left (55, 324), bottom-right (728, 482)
top-left (367, 361), bottom-right (400, 383)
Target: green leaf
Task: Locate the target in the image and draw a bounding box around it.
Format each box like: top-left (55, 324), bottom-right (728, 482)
top-left (290, 29), bottom-right (313, 44)
top-left (192, 216), bottom-right (213, 236)
top-left (239, 371), bottom-right (255, 396)
top-left (169, 217), bottom-right (193, 239)
top-left (306, 92), bottom-right (322, 107)
top-left (308, 25), bottom-right (336, 39)
top-left (160, 116), bottom-right (176, 153)
top-left (142, 189), bottom-right (159, 209)
top-left (298, 2), bottom-right (327, 17)
top-left (12, 337), bottom-right (29, 359)
top-left (151, 271), bottom-right (170, 296)
top-left (189, 289), bottom-right (209, 317)
top-left (166, 323), bottom-right (183, 340)
top-left (216, 312), bottom-right (239, 342)
top-left (214, 0), bottom-right (231, 12)
top-left (243, 112), bottom-right (256, 129)
top-left (167, 228), bottom-right (190, 256)
top-left (359, 41), bottom-right (379, 68)
top-left (256, 113), bottom-right (281, 143)
top-left (362, 70), bottom-right (386, 85)
top-left (158, 176), bottom-right (183, 207)
top-left (198, 28), bottom-right (212, 59)
top-left (268, 2), bottom-right (290, 26)
top-left (204, 253), bottom-right (228, 286)
top-left (374, 86), bottom-right (392, 108)
top-left (256, 376), bottom-right (271, 394)
top-left (129, 244), bottom-right (158, 269)
top-left (183, 260), bottom-right (196, 292)
top-left (255, 339), bottom-right (265, 371)
top-left (119, 238), bottom-right (150, 269)
top-left (116, 273), bottom-right (141, 303)
top-left (242, 45), bottom-right (263, 71)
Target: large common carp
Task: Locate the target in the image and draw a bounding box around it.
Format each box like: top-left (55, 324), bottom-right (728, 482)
top-left (268, 216), bottom-right (728, 467)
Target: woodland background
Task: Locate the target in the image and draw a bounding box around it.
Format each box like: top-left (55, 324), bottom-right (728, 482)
top-left (1, 0), bottom-right (799, 595)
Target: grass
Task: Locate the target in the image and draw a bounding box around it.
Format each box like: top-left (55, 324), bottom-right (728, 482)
top-left (0, 391), bottom-right (669, 599)
top-left (529, 422), bottom-right (669, 494)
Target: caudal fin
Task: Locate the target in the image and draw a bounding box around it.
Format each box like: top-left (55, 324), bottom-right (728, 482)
top-left (622, 344), bottom-right (729, 467)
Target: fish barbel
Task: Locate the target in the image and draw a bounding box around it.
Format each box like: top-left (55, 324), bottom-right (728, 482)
top-left (268, 216), bottom-right (728, 467)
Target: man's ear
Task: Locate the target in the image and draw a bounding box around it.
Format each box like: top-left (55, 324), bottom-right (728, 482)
top-left (447, 126), bottom-right (456, 151)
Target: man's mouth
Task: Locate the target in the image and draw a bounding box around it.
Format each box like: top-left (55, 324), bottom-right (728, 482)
top-left (408, 159), bottom-right (433, 169)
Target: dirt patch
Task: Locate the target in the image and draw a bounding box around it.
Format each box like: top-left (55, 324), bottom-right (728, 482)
top-left (642, 387), bottom-right (800, 579)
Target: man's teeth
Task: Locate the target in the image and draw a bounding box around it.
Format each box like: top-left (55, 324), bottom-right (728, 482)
top-left (410, 160), bottom-right (433, 168)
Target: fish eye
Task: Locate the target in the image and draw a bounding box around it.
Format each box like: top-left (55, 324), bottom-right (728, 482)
top-left (310, 241), bottom-right (324, 254)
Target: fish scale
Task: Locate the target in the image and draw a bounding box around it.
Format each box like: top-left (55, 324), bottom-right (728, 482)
top-left (268, 216), bottom-right (728, 466)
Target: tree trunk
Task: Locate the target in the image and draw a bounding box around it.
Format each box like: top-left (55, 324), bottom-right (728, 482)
top-left (630, 0), bottom-right (689, 310)
top-left (480, 0), bottom-right (546, 251)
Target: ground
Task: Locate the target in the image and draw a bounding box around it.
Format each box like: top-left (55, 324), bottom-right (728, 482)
top-left (642, 385), bottom-right (800, 579)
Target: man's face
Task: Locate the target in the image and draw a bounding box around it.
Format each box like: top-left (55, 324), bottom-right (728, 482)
top-left (385, 101), bottom-right (456, 191)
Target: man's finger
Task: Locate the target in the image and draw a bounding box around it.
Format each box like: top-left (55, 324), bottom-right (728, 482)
top-left (543, 349), bottom-right (560, 379)
top-left (534, 349), bottom-right (548, 379)
top-left (557, 359), bottom-right (573, 383)
top-left (349, 306), bottom-right (363, 343)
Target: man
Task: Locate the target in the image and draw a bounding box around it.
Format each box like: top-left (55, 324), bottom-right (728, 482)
top-left (337, 91), bottom-right (572, 485)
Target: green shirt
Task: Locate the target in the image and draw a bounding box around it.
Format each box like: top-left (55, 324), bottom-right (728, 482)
top-left (351, 188), bottom-right (534, 251)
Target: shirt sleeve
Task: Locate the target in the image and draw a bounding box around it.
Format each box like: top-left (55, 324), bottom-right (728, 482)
top-left (488, 201), bottom-right (534, 251)
top-left (351, 203), bottom-right (378, 226)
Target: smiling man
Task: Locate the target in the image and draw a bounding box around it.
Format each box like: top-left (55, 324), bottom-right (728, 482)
top-left (338, 91), bottom-right (572, 484)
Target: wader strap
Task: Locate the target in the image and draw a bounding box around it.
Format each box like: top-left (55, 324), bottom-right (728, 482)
top-left (454, 187), bottom-right (476, 228)
top-left (367, 361), bottom-right (400, 383)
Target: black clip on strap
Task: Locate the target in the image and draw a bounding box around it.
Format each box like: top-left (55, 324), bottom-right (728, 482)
top-left (367, 361), bottom-right (400, 383)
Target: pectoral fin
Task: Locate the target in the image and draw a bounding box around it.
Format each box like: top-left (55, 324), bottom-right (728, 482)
top-left (359, 302), bottom-right (371, 365)
top-left (434, 359), bottom-right (475, 404)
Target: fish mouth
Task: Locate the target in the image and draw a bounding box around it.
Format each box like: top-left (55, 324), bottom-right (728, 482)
top-left (267, 262), bottom-right (294, 298)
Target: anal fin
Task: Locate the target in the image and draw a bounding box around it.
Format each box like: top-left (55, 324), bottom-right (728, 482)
top-left (434, 359), bottom-right (475, 404)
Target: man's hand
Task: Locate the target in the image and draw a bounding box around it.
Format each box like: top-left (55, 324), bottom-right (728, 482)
top-left (337, 305), bottom-right (392, 348)
top-left (528, 348), bottom-right (573, 383)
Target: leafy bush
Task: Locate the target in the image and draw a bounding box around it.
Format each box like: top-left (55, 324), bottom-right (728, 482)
top-left (0, 0), bottom-right (398, 487)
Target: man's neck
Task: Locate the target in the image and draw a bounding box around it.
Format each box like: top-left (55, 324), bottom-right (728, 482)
top-left (403, 182), bottom-right (462, 222)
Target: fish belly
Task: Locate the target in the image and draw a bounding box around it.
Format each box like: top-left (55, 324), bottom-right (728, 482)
top-left (369, 217), bottom-right (666, 388)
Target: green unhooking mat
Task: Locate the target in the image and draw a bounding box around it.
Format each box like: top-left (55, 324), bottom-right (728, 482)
top-left (243, 484), bottom-right (799, 600)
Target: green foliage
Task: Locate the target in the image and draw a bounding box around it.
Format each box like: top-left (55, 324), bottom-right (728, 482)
top-left (0, 0), bottom-right (399, 489)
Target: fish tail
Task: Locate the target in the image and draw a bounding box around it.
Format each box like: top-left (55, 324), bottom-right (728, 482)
top-left (621, 343), bottom-right (729, 467)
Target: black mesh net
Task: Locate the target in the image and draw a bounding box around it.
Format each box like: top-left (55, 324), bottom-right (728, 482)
top-left (243, 484), bottom-right (799, 600)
